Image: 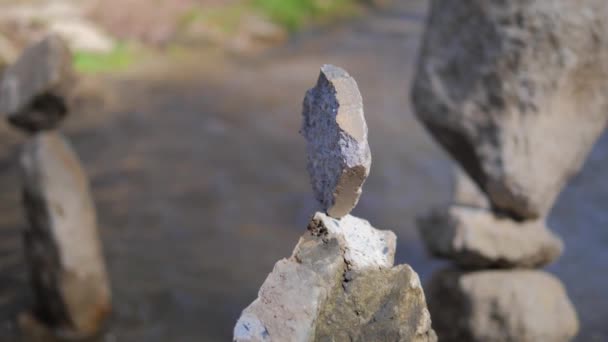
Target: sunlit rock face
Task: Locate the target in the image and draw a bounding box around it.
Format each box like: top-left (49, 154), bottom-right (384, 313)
top-left (20, 132), bottom-right (111, 338)
top-left (301, 64), bottom-right (371, 219)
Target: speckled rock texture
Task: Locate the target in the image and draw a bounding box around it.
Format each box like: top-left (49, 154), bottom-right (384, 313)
top-left (427, 269), bottom-right (579, 342)
top-left (0, 34), bottom-right (74, 132)
top-left (234, 213), bottom-right (435, 342)
top-left (20, 131), bottom-right (110, 338)
top-left (419, 205), bottom-right (563, 269)
top-left (412, 0), bottom-right (608, 219)
top-left (301, 65), bottom-right (371, 219)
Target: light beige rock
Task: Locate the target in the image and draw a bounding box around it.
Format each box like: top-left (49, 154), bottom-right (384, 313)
top-left (0, 34), bottom-right (74, 132)
top-left (301, 65), bottom-right (371, 219)
top-left (412, 0), bottom-right (608, 219)
top-left (427, 269), bottom-right (579, 342)
top-left (453, 168), bottom-right (489, 209)
top-left (234, 213), bottom-right (435, 342)
top-left (418, 205), bottom-right (563, 268)
top-left (20, 131), bottom-right (110, 338)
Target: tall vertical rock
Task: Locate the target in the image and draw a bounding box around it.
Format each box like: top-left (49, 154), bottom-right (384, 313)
top-left (301, 65), bottom-right (371, 219)
top-left (20, 132), bottom-right (111, 338)
top-left (234, 65), bottom-right (436, 342)
top-left (0, 35), bottom-right (112, 339)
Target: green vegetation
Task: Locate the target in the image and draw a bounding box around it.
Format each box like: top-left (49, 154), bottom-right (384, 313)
top-left (73, 44), bottom-right (136, 74)
top-left (178, 0), bottom-right (360, 35)
top-left (252, 0), bottom-right (358, 31)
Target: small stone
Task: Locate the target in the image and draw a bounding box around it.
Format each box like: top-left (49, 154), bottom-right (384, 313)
top-left (310, 212), bottom-right (396, 271)
top-left (301, 65), bottom-right (371, 218)
top-left (427, 269), bottom-right (579, 342)
top-left (234, 213), bottom-right (435, 342)
top-left (412, 0), bottom-right (608, 219)
top-left (20, 131), bottom-right (111, 338)
top-left (418, 205), bottom-right (563, 268)
top-left (0, 34), bottom-right (74, 132)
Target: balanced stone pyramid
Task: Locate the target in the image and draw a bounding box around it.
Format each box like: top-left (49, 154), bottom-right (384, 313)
top-left (411, 0), bottom-right (608, 341)
top-left (0, 35), bottom-right (111, 339)
top-left (234, 65), bottom-right (436, 342)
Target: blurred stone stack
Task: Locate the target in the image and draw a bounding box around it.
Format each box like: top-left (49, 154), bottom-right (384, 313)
top-left (0, 35), bottom-right (111, 340)
top-left (412, 1), bottom-right (608, 341)
top-left (233, 65), bottom-right (436, 342)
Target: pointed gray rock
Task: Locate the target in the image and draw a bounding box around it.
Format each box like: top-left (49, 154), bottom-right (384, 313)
top-left (20, 131), bottom-right (111, 338)
top-left (412, 0), bottom-right (608, 219)
top-left (418, 205), bottom-right (563, 268)
top-left (0, 34), bottom-right (74, 132)
top-left (301, 65), bottom-right (371, 218)
top-left (427, 269), bottom-right (579, 342)
top-left (234, 213), bottom-right (435, 342)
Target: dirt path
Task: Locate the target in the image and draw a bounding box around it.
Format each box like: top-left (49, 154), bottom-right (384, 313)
top-left (0, 1), bottom-right (606, 341)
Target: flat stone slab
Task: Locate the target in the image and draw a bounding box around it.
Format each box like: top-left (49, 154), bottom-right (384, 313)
top-left (301, 64), bottom-right (371, 218)
top-left (427, 269), bottom-right (579, 342)
top-left (0, 34), bottom-right (74, 132)
top-left (234, 213), bottom-right (435, 342)
top-left (418, 205), bottom-right (563, 268)
top-left (412, 0), bottom-right (608, 219)
top-left (20, 131), bottom-right (110, 337)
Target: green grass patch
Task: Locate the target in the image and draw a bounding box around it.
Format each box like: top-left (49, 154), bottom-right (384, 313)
top-left (251, 0), bottom-right (358, 31)
top-left (73, 44), bottom-right (135, 74)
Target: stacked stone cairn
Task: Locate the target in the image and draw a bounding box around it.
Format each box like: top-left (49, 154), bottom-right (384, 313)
top-left (233, 65), bottom-right (437, 342)
top-left (412, 1), bottom-right (608, 341)
top-left (0, 35), bottom-right (111, 339)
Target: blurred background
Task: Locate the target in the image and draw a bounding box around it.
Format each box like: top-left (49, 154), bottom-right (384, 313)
top-left (0, 0), bottom-right (606, 341)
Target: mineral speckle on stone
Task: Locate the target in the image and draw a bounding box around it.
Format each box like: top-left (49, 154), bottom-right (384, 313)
top-left (301, 64), bottom-right (371, 218)
top-left (0, 34), bottom-right (74, 132)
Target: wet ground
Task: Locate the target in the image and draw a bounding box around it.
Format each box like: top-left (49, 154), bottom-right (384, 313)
top-left (0, 1), bottom-right (606, 341)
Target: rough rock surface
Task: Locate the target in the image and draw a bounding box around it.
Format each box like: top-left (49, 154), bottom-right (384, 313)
top-left (427, 269), bottom-right (579, 342)
top-left (0, 34), bottom-right (74, 132)
top-left (20, 131), bottom-right (111, 338)
top-left (412, 0), bottom-right (608, 219)
top-left (453, 168), bottom-right (489, 209)
top-left (301, 65), bottom-right (371, 219)
top-left (312, 212), bottom-right (396, 270)
top-left (314, 265), bottom-right (435, 342)
top-left (234, 213), bottom-right (435, 342)
top-left (418, 205), bottom-right (563, 268)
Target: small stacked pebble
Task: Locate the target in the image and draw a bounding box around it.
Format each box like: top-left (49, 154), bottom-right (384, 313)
top-left (233, 65), bottom-right (436, 342)
top-left (412, 1), bottom-right (608, 341)
top-left (0, 35), bottom-right (111, 340)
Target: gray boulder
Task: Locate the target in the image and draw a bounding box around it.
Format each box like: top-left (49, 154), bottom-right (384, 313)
top-left (301, 65), bottom-right (371, 219)
top-left (234, 212), bottom-right (435, 342)
top-left (0, 34), bottom-right (74, 132)
top-left (418, 205), bottom-right (563, 268)
top-left (20, 131), bottom-right (111, 338)
top-left (427, 269), bottom-right (579, 342)
top-left (412, 0), bottom-right (608, 219)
